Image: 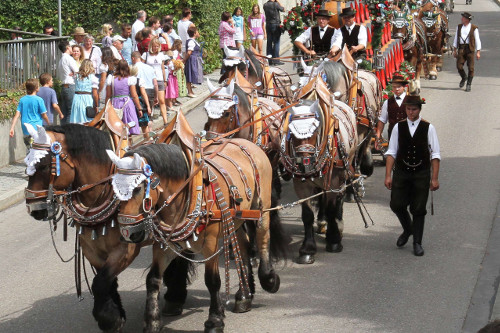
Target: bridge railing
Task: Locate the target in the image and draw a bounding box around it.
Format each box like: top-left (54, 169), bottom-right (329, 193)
top-left (0, 28), bottom-right (68, 90)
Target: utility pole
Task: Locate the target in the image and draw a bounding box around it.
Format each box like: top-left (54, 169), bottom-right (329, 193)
top-left (58, 0), bottom-right (62, 36)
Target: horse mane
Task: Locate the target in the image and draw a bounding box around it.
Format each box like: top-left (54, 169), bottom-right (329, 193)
top-left (245, 48), bottom-right (263, 80)
top-left (45, 124), bottom-right (112, 165)
top-left (234, 84), bottom-right (251, 116)
top-left (322, 61), bottom-right (347, 91)
top-left (124, 144), bottom-right (188, 180)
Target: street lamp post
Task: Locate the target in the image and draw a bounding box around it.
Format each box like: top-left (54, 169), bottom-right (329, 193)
top-left (58, 0), bottom-right (62, 36)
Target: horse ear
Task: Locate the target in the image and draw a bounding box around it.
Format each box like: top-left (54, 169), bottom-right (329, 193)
top-left (228, 79), bottom-right (235, 96)
top-left (133, 153), bottom-right (143, 169)
top-left (224, 45), bottom-right (231, 57)
top-left (24, 123), bottom-right (37, 139)
top-left (300, 57), bottom-right (308, 71)
top-left (106, 150), bottom-right (120, 165)
top-left (238, 45), bottom-right (245, 58)
top-left (207, 78), bottom-right (216, 93)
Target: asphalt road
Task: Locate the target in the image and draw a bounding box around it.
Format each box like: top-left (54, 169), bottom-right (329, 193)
top-left (1, 1), bottom-right (500, 332)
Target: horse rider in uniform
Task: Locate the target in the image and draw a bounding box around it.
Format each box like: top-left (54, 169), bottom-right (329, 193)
top-left (294, 9), bottom-right (342, 59)
top-left (330, 7), bottom-right (368, 61)
top-left (384, 95), bottom-right (440, 257)
top-left (452, 12), bottom-right (481, 92)
top-left (375, 75), bottom-right (409, 150)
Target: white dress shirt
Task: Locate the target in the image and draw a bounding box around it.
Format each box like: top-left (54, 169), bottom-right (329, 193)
top-left (452, 23), bottom-right (481, 50)
top-left (295, 26), bottom-right (342, 50)
top-left (57, 53), bottom-right (79, 85)
top-left (333, 23), bottom-right (368, 48)
top-left (131, 19), bottom-right (145, 50)
top-left (178, 19), bottom-right (193, 53)
top-left (379, 92), bottom-right (406, 123)
top-left (385, 116), bottom-right (441, 160)
top-left (83, 46), bottom-right (102, 74)
top-left (135, 62), bottom-right (157, 90)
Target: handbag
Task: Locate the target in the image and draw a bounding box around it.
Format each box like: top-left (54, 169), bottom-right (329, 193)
top-left (86, 106), bottom-right (96, 118)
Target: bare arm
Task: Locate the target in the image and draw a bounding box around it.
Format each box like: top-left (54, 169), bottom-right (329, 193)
top-left (92, 88), bottom-right (99, 114)
top-left (129, 85), bottom-right (142, 113)
top-left (375, 121), bottom-right (384, 150)
top-left (183, 50), bottom-right (193, 63)
top-left (9, 111), bottom-right (21, 137)
top-left (384, 155), bottom-right (395, 190)
top-left (430, 159), bottom-right (440, 191)
top-left (294, 41), bottom-right (316, 56)
top-left (140, 86), bottom-right (151, 115)
top-left (105, 85), bottom-right (112, 105)
top-left (41, 113), bottom-right (50, 125)
top-left (52, 103), bottom-right (64, 119)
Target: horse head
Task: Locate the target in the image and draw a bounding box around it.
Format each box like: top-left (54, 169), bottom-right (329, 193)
top-left (391, 10), bottom-right (411, 40)
top-left (108, 144), bottom-right (188, 244)
top-left (203, 78), bottom-right (245, 139)
top-left (281, 100), bottom-right (323, 176)
top-left (421, 11), bottom-right (440, 30)
top-left (219, 45), bottom-right (247, 84)
top-left (24, 124), bottom-right (76, 220)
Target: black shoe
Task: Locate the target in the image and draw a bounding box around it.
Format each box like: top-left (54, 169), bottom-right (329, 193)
top-left (397, 232), bottom-right (411, 247)
top-left (459, 77), bottom-right (467, 88)
top-left (465, 84), bottom-right (471, 92)
top-left (413, 243), bottom-right (425, 256)
top-left (465, 76), bottom-right (473, 92)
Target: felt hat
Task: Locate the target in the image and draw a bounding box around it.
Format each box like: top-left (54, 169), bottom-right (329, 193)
top-left (390, 75), bottom-right (409, 85)
top-left (316, 9), bottom-right (333, 18)
top-left (461, 12), bottom-right (473, 20)
top-left (339, 7), bottom-right (356, 18)
top-left (72, 27), bottom-right (86, 36)
top-left (403, 95), bottom-right (426, 106)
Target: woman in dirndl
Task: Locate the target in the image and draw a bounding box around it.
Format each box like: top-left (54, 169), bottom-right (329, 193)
top-left (105, 60), bottom-right (142, 135)
top-left (183, 26), bottom-right (203, 97)
top-left (70, 59), bottom-right (98, 124)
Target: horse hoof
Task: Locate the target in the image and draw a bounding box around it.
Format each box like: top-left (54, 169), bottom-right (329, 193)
top-left (429, 75), bottom-right (437, 80)
top-left (204, 316), bottom-right (224, 333)
top-left (102, 317), bottom-right (125, 333)
top-left (260, 271), bottom-right (280, 293)
top-left (162, 301), bottom-right (183, 317)
top-left (326, 243), bottom-right (343, 253)
top-left (344, 193), bottom-right (356, 203)
top-left (233, 297), bottom-right (253, 313)
top-left (297, 254), bottom-right (315, 264)
top-left (436, 67), bottom-right (442, 72)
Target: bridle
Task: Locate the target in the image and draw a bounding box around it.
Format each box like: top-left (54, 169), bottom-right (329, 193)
top-left (205, 95), bottom-right (240, 140)
top-left (25, 141), bottom-right (75, 218)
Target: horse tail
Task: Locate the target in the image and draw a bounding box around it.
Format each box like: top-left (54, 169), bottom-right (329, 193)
top-left (163, 253), bottom-right (197, 287)
top-left (269, 191), bottom-right (292, 263)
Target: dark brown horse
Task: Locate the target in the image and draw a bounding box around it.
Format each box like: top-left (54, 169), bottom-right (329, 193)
top-left (23, 123), bottom-right (191, 332)
top-left (391, 9), bottom-right (428, 93)
top-left (107, 115), bottom-right (287, 332)
top-left (280, 74), bottom-right (358, 264)
top-left (219, 46), bottom-right (292, 106)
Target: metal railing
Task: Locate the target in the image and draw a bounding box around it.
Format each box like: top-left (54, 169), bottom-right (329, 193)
top-left (0, 28), bottom-right (68, 90)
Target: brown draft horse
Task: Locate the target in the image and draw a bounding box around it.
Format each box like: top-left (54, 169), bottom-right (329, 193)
top-left (107, 114), bottom-right (287, 332)
top-left (280, 74), bottom-right (358, 264)
top-left (218, 45), bottom-right (293, 106)
top-left (390, 9), bottom-right (428, 93)
top-left (419, 4), bottom-right (449, 79)
top-left (23, 123), bottom-right (191, 332)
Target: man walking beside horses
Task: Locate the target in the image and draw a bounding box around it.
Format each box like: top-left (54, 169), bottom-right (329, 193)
top-left (452, 12), bottom-right (482, 92)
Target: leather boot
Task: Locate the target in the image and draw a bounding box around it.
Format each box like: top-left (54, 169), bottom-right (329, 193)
top-left (412, 216), bottom-right (425, 256)
top-left (395, 211), bottom-right (413, 247)
top-left (466, 76), bottom-right (473, 92)
top-left (459, 70), bottom-right (467, 88)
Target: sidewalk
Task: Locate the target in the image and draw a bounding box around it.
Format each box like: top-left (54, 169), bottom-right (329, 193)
top-left (0, 34), bottom-right (293, 212)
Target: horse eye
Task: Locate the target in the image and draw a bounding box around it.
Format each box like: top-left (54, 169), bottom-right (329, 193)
top-left (133, 187), bottom-right (142, 195)
top-left (223, 112), bottom-right (230, 118)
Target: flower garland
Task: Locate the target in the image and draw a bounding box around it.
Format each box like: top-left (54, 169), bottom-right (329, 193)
top-left (363, 0), bottom-right (393, 50)
top-left (282, 1), bottom-right (322, 55)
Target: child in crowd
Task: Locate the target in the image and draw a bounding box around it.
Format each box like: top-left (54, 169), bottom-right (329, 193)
top-left (9, 78), bottom-right (50, 151)
top-left (248, 4), bottom-right (266, 55)
top-left (37, 73), bottom-right (63, 125)
top-left (233, 7), bottom-right (246, 48)
top-left (165, 53), bottom-right (179, 110)
top-left (183, 26), bottom-right (203, 98)
top-left (70, 59), bottom-right (99, 124)
top-left (172, 39), bottom-right (187, 100)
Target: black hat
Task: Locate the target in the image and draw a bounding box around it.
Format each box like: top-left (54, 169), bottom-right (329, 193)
top-left (316, 9), bottom-right (332, 18)
top-left (390, 75), bottom-right (409, 85)
top-left (339, 7), bottom-right (356, 18)
top-left (403, 95), bottom-right (426, 106)
top-left (461, 12), bottom-right (473, 20)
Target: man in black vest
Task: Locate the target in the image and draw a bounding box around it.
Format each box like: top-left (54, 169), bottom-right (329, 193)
top-left (375, 75), bottom-right (409, 150)
top-left (294, 9), bottom-right (341, 58)
top-left (384, 96), bottom-right (441, 256)
top-left (330, 7), bottom-right (367, 61)
top-left (452, 12), bottom-right (482, 92)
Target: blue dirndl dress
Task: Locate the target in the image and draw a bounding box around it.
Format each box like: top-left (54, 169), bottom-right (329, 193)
top-left (70, 74), bottom-right (97, 124)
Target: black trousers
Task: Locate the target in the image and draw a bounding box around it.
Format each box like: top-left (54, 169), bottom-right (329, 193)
top-left (390, 167), bottom-right (430, 217)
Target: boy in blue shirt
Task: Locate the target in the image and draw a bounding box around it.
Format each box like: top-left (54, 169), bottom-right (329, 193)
top-left (37, 73), bottom-right (64, 124)
top-left (9, 78), bottom-right (50, 151)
